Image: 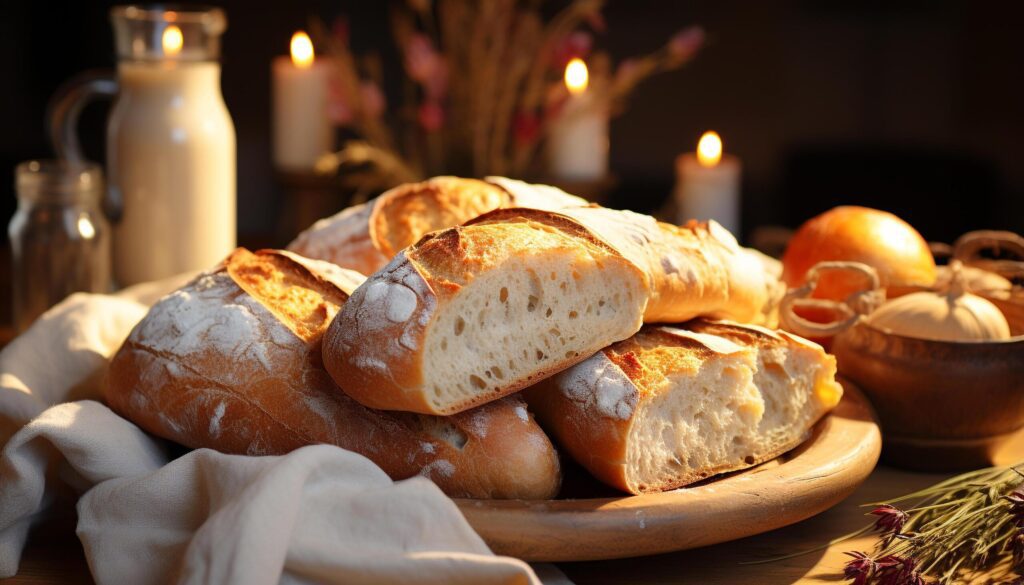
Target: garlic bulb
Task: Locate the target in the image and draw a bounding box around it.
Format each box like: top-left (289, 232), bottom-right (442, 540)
top-left (867, 262), bottom-right (1011, 342)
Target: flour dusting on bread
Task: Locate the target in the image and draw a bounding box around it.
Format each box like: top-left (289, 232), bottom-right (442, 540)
top-left (138, 272), bottom-right (291, 378)
top-left (107, 248), bottom-right (563, 500)
top-left (526, 321), bottom-right (841, 494)
top-left (558, 353), bottom-right (637, 420)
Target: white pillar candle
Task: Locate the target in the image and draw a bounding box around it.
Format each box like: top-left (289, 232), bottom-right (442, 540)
top-left (547, 58), bottom-right (609, 181)
top-left (674, 131), bottom-right (741, 236)
top-left (272, 31), bottom-right (333, 171)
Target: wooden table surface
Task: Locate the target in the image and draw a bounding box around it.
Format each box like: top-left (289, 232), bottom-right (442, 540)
top-left (6, 432), bottom-right (1023, 585)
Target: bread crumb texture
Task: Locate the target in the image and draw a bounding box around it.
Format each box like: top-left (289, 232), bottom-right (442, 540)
top-left (417, 219), bottom-right (645, 412)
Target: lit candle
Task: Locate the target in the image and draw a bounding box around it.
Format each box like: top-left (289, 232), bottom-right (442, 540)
top-left (547, 58), bottom-right (609, 181)
top-left (674, 131), bottom-right (741, 236)
top-left (272, 31), bottom-right (333, 171)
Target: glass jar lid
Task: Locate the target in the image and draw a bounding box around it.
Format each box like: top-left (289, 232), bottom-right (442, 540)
top-left (110, 4), bottom-right (227, 62)
top-left (15, 160), bottom-right (104, 204)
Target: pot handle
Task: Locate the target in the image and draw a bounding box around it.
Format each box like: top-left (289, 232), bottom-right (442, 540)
top-left (953, 230), bottom-right (1024, 283)
top-left (779, 261), bottom-right (884, 339)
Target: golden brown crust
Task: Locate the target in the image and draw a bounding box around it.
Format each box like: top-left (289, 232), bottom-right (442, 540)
top-left (423, 210), bottom-right (634, 293)
top-left (475, 206), bottom-right (778, 325)
top-left (573, 210), bottom-right (778, 325)
top-left (463, 206), bottom-right (619, 256)
top-left (602, 328), bottom-right (713, 401)
top-left (369, 177), bottom-right (511, 259)
top-left (287, 202), bottom-right (388, 276)
top-left (288, 176), bottom-right (587, 275)
top-left (526, 322), bottom-right (835, 494)
top-left (324, 192), bottom-right (781, 417)
top-left (525, 326), bottom-right (736, 492)
top-left (322, 251), bottom-right (434, 412)
top-left (105, 248), bottom-right (561, 499)
top-left (323, 213), bottom-right (646, 415)
top-left (522, 350), bottom-right (636, 491)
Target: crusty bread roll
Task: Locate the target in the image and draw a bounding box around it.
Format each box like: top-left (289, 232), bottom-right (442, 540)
top-left (105, 248), bottom-right (561, 499)
top-left (487, 204), bottom-right (781, 324)
top-left (524, 320), bottom-right (842, 494)
top-left (323, 197), bottom-right (781, 416)
top-left (323, 208), bottom-right (649, 416)
top-left (287, 176), bottom-right (586, 274)
top-left (285, 202), bottom-right (387, 277)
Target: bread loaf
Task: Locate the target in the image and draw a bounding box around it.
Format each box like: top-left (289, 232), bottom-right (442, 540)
top-left (105, 248), bottom-right (561, 499)
top-left (286, 202), bottom-right (387, 277)
top-left (323, 199), bottom-right (781, 416)
top-left (287, 176), bottom-right (586, 274)
top-left (524, 320), bottom-right (842, 494)
top-left (487, 204), bottom-right (781, 324)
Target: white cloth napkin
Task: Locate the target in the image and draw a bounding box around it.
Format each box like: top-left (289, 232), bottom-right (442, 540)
top-left (0, 279), bottom-right (559, 585)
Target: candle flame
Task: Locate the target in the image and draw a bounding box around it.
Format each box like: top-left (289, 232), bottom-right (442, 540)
top-left (162, 25), bottom-right (183, 56)
top-left (290, 31), bottom-right (315, 69)
top-left (697, 131), bottom-right (722, 167)
top-left (564, 58), bottom-right (589, 95)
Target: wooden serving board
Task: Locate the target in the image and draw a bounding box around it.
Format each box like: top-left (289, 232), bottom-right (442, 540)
top-left (455, 379), bottom-right (881, 562)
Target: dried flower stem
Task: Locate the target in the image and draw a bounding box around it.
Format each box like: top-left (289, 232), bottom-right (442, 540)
top-left (757, 463), bottom-right (1024, 584)
top-left (861, 464), bottom-right (1024, 583)
top-left (314, 0), bottom-right (700, 188)
top-left (310, 19), bottom-right (396, 152)
top-left (512, 0), bottom-right (605, 173)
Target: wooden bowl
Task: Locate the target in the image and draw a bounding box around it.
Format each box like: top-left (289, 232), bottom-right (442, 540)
top-left (832, 311), bottom-right (1024, 471)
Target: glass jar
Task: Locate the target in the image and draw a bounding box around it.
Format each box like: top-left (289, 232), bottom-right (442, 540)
top-left (10, 161), bottom-right (112, 333)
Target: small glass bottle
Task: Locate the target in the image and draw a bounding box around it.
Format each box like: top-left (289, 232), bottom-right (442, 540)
top-left (10, 161), bottom-right (112, 333)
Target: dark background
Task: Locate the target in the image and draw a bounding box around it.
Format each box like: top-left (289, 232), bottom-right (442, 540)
top-left (2, 0), bottom-right (1022, 247)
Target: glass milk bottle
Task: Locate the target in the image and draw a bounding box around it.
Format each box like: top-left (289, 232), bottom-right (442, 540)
top-left (51, 6), bottom-right (236, 286)
top-left (107, 6), bottom-right (235, 285)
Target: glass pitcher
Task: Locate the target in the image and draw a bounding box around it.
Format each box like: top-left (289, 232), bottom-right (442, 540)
top-left (49, 5), bottom-right (236, 286)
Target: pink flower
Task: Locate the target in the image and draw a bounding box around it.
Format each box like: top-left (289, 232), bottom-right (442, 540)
top-left (843, 552), bottom-right (875, 585)
top-left (418, 101), bottom-right (445, 132)
top-left (1005, 488), bottom-right (1024, 526)
top-left (667, 26), bottom-right (705, 60)
top-left (870, 505), bottom-right (908, 536)
top-left (550, 31), bottom-right (592, 70)
top-left (404, 34), bottom-right (442, 83)
top-left (360, 82), bottom-right (386, 119)
top-left (423, 59), bottom-right (449, 100)
top-left (327, 77), bottom-right (354, 126)
top-left (328, 100), bottom-right (354, 126)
